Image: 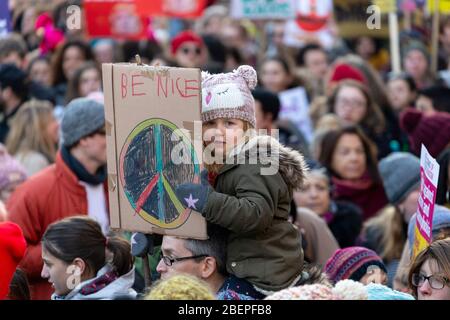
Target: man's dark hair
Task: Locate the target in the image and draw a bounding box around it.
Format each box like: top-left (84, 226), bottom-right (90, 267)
top-left (251, 88), bottom-right (281, 122)
top-left (0, 34), bottom-right (27, 60)
top-left (0, 63), bottom-right (28, 101)
top-left (419, 85), bottom-right (450, 113)
top-left (296, 44), bottom-right (326, 67)
top-left (183, 223), bottom-right (229, 276)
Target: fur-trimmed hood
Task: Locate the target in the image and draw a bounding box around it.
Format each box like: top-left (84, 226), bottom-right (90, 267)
top-left (228, 135), bottom-right (308, 190)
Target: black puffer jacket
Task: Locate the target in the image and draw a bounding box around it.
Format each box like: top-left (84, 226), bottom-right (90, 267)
top-left (327, 201), bottom-right (363, 248)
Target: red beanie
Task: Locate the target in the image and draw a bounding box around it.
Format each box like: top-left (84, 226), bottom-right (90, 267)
top-left (0, 222), bottom-right (27, 300)
top-left (329, 63), bottom-right (367, 85)
top-left (400, 109), bottom-right (450, 157)
top-left (170, 30), bottom-right (204, 55)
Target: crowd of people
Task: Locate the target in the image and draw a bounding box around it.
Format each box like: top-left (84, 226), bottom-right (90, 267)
top-left (1, 0), bottom-right (450, 301)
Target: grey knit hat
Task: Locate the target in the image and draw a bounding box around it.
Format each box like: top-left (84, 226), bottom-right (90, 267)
top-left (61, 98), bottom-right (105, 147)
top-left (378, 152), bottom-right (421, 205)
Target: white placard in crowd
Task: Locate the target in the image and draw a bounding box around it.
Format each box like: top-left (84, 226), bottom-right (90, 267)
top-left (230, 0), bottom-right (297, 20)
top-left (278, 87), bottom-right (314, 143)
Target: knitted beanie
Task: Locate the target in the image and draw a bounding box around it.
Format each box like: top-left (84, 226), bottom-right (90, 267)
top-left (379, 152), bottom-right (421, 205)
top-left (329, 63), bottom-right (367, 85)
top-left (400, 109), bottom-right (450, 158)
top-left (170, 30), bottom-right (204, 55)
top-left (61, 98), bottom-right (105, 147)
top-left (366, 283), bottom-right (415, 300)
top-left (0, 222), bottom-right (27, 299)
top-left (0, 144), bottom-right (27, 191)
top-left (265, 284), bottom-right (339, 300)
top-left (145, 274), bottom-right (215, 300)
top-left (402, 41), bottom-right (430, 65)
top-left (201, 65), bottom-right (257, 127)
top-left (324, 247), bottom-right (387, 283)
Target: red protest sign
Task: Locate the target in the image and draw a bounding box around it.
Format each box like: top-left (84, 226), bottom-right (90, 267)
top-left (84, 0), bottom-right (149, 40)
top-left (135, 0), bottom-right (207, 18)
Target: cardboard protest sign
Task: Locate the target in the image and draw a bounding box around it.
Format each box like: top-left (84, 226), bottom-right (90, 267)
top-left (283, 0), bottom-right (334, 48)
top-left (413, 145), bottom-right (440, 258)
top-left (103, 63), bottom-right (207, 239)
top-left (0, 0), bottom-right (11, 37)
top-left (278, 87), bottom-right (314, 143)
top-left (230, 0), bottom-right (296, 20)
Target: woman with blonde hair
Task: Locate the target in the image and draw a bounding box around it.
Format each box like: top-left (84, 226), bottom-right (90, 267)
top-left (6, 99), bottom-right (59, 176)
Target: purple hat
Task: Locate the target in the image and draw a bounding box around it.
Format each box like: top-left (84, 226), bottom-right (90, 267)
top-left (0, 144), bottom-right (27, 191)
top-left (325, 247), bottom-right (387, 283)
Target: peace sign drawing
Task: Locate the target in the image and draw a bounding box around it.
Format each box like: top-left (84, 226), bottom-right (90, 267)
top-left (119, 118), bottom-right (200, 229)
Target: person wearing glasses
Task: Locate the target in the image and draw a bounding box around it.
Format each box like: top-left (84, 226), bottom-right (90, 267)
top-left (408, 238), bottom-right (450, 300)
top-left (154, 223), bottom-right (263, 300)
top-left (170, 30), bottom-right (207, 69)
top-left (7, 98), bottom-right (109, 300)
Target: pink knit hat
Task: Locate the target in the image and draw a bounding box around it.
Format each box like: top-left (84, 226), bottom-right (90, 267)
top-left (201, 65), bottom-right (257, 128)
top-left (0, 144), bottom-right (27, 192)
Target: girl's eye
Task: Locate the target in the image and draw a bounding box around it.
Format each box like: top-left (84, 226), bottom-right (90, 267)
top-left (217, 88), bottom-right (229, 95)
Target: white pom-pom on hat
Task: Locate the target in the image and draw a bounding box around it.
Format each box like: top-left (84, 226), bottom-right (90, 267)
top-left (234, 65), bottom-right (257, 90)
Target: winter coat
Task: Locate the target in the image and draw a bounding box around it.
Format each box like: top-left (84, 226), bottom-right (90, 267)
top-left (204, 135), bottom-right (306, 294)
top-left (52, 265), bottom-right (137, 300)
top-left (7, 151), bottom-right (108, 300)
top-left (295, 207), bottom-right (340, 267)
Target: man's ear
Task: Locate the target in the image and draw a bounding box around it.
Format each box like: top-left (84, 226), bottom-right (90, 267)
top-left (200, 256), bottom-right (216, 279)
top-left (77, 136), bottom-right (89, 148)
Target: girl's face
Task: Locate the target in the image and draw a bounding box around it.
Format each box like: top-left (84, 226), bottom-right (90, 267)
top-left (41, 247), bottom-right (73, 296)
top-left (388, 79), bottom-right (413, 112)
top-left (46, 114), bottom-right (60, 145)
top-left (260, 60), bottom-right (291, 93)
top-left (203, 118), bottom-right (246, 157)
top-left (334, 86), bottom-right (368, 125)
top-left (63, 46), bottom-right (85, 80)
top-left (79, 68), bottom-right (101, 97)
top-left (331, 133), bottom-right (367, 180)
top-left (30, 60), bottom-right (52, 87)
top-left (417, 259), bottom-right (450, 300)
top-left (294, 174), bottom-right (330, 215)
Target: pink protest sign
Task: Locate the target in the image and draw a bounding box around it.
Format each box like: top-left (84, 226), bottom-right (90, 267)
top-left (413, 145), bottom-right (440, 258)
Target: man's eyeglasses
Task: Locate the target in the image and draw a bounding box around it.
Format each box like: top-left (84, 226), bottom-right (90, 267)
top-left (160, 254), bottom-right (208, 267)
top-left (181, 46), bottom-right (202, 56)
top-left (412, 273), bottom-right (449, 290)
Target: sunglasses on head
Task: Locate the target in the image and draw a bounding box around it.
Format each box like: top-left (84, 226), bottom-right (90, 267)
top-left (181, 46), bottom-right (202, 56)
